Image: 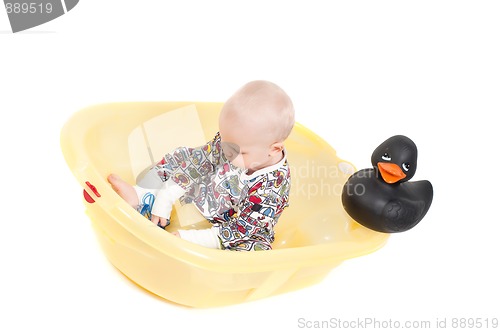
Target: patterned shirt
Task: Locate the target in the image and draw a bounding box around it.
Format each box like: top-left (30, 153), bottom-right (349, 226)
top-left (154, 132), bottom-right (291, 251)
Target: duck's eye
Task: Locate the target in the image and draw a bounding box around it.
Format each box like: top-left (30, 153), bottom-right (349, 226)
top-left (382, 153), bottom-right (391, 161)
top-left (402, 163), bottom-right (410, 172)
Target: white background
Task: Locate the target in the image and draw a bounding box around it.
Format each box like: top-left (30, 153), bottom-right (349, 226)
top-left (1, 1), bottom-right (499, 331)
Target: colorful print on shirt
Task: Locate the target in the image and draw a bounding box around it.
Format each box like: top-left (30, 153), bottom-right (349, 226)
top-left (153, 133), bottom-right (291, 251)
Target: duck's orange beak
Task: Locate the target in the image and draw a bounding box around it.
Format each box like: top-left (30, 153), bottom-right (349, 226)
top-left (377, 162), bottom-right (406, 184)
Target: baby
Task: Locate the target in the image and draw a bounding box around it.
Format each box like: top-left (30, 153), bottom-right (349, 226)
top-left (108, 80), bottom-right (295, 251)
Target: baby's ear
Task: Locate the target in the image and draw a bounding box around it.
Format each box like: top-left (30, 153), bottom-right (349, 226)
top-left (270, 142), bottom-right (284, 155)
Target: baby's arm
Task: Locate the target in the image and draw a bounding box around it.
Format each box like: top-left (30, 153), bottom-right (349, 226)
top-left (148, 133), bottom-right (221, 227)
top-left (153, 179), bottom-right (186, 226)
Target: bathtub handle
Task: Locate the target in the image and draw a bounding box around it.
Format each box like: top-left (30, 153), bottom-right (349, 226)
top-left (83, 181), bottom-right (101, 203)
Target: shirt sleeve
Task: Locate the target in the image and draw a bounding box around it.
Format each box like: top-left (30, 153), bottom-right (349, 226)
top-left (151, 178), bottom-right (186, 219)
top-left (155, 133), bottom-right (223, 191)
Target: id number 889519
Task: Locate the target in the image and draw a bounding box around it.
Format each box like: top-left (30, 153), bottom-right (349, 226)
top-left (5, 2), bottom-right (53, 14)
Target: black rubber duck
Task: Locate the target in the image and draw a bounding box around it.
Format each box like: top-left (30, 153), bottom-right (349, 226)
top-left (342, 135), bottom-right (433, 233)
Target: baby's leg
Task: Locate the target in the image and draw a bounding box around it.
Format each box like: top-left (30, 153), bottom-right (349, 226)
top-left (107, 174), bottom-right (139, 208)
top-left (176, 228), bottom-right (221, 249)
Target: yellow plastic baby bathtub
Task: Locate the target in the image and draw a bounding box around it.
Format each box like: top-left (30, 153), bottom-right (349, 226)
top-left (60, 102), bottom-right (389, 307)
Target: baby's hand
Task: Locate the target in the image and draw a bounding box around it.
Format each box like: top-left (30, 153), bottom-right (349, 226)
top-left (151, 214), bottom-right (169, 229)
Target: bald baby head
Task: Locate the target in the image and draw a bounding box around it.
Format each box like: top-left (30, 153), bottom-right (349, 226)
top-left (219, 80), bottom-right (295, 143)
top-left (219, 80), bottom-right (295, 172)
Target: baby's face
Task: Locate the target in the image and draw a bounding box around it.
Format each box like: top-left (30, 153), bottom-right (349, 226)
top-left (219, 117), bottom-right (274, 172)
top-left (220, 132), bottom-right (272, 172)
